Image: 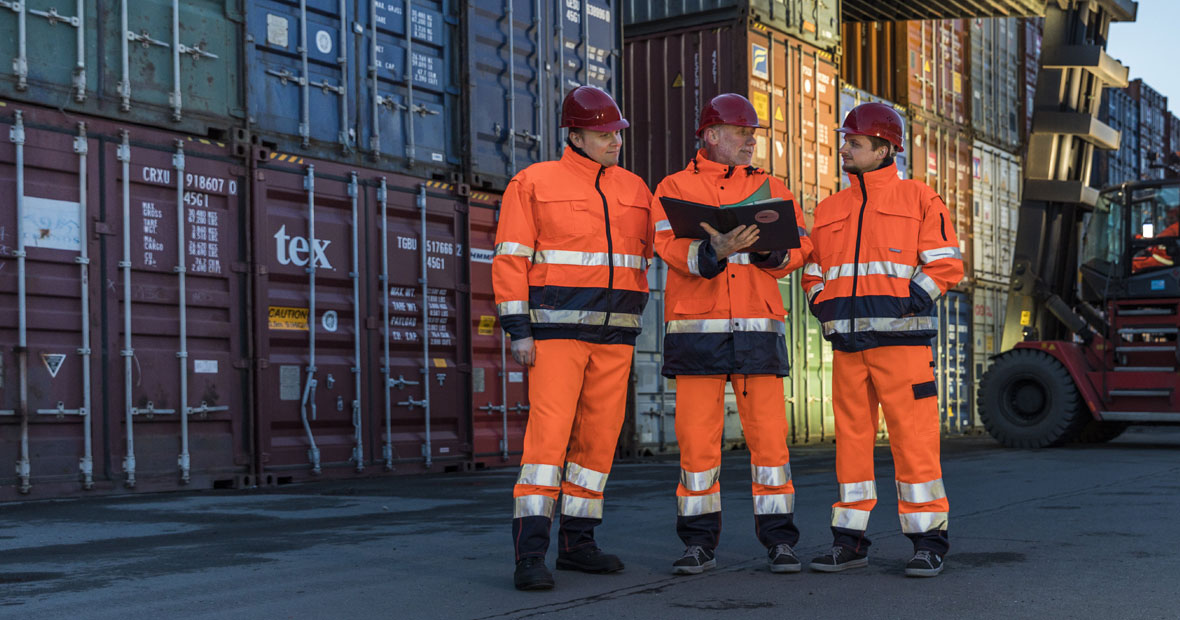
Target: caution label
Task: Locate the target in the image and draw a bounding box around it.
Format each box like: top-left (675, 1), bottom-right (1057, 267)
top-left (751, 91), bottom-right (769, 123)
top-left (671, 72), bottom-right (684, 88)
top-left (478, 315), bottom-right (497, 336)
top-left (269, 306), bottom-right (309, 331)
top-left (1020, 310), bottom-right (1031, 326)
top-left (42, 353), bottom-right (66, 378)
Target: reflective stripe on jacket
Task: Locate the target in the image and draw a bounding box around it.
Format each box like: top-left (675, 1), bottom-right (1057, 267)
top-left (493, 146), bottom-right (654, 345)
top-left (653, 150), bottom-right (813, 376)
top-left (801, 162), bottom-right (964, 352)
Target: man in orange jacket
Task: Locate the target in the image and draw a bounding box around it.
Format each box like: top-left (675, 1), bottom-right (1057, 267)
top-left (651, 93), bottom-right (813, 576)
top-left (1132, 206), bottom-right (1178, 272)
top-left (493, 86), bottom-right (654, 591)
top-left (801, 102), bottom-right (963, 577)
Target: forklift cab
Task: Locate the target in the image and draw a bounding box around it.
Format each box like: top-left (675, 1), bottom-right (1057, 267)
top-left (1080, 181), bottom-right (1180, 302)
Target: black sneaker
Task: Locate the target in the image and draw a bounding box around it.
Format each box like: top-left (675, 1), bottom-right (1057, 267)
top-left (905, 549), bottom-right (944, 577)
top-left (809, 546), bottom-right (869, 573)
top-left (556, 547), bottom-right (624, 574)
top-left (768, 543), bottom-right (802, 573)
top-left (672, 545), bottom-right (716, 575)
top-left (514, 557), bottom-right (555, 591)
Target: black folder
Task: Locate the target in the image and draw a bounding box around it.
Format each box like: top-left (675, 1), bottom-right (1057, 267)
top-left (659, 197), bottom-right (801, 252)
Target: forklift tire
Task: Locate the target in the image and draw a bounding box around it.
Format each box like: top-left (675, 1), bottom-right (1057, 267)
top-left (978, 349), bottom-right (1086, 448)
top-left (1073, 420), bottom-right (1129, 444)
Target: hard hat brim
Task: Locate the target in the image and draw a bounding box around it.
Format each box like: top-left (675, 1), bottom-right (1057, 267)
top-left (563, 118), bottom-right (630, 132)
top-left (835, 127), bottom-right (904, 152)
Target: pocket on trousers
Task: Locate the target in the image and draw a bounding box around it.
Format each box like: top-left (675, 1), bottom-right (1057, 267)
top-left (912, 381), bottom-right (937, 400)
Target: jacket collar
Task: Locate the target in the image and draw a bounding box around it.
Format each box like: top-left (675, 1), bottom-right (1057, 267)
top-left (848, 162), bottom-right (900, 196)
top-left (560, 144), bottom-right (607, 182)
top-left (687, 148), bottom-right (760, 179)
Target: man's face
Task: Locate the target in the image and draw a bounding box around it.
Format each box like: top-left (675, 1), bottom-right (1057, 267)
top-left (703, 125), bottom-right (757, 167)
top-left (839, 134), bottom-right (890, 174)
top-left (570, 129), bottom-right (622, 167)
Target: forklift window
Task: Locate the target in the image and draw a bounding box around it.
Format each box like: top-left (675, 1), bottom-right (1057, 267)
top-left (1081, 189), bottom-right (1124, 274)
top-left (1129, 186), bottom-right (1179, 273)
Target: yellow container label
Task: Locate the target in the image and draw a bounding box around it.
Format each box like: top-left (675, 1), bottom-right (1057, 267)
top-left (478, 315), bottom-right (496, 336)
top-left (269, 306), bottom-right (309, 331)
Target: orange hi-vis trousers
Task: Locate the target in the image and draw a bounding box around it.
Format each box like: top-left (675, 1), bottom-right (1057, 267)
top-left (674, 374), bottom-right (799, 550)
top-left (512, 339), bottom-right (633, 560)
top-left (830, 345), bottom-right (949, 555)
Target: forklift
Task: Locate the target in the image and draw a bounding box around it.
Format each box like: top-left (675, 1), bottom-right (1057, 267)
top-left (977, 0), bottom-right (1180, 447)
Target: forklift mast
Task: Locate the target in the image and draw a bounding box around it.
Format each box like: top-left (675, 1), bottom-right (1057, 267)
top-left (1003, 0), bottom-right (1137, 350)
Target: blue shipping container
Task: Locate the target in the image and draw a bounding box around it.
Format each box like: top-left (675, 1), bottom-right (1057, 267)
top-left (465, 0), bottom-right (620, 190)
top-left (935, 290), bottom-right (973, 433)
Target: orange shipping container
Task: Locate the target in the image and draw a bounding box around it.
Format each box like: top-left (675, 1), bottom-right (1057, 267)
top-left (623, 20), bottom-right (839, 218)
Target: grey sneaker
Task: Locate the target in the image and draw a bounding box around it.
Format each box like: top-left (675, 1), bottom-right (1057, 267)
top-left (672, 545), bottom-right (716, 575)
top-left (809, 545), bottom-right (869, 572)
top-left (904, 549), bottom-right (944, 577)
top-left (768, 543), bottom-right (802, 573)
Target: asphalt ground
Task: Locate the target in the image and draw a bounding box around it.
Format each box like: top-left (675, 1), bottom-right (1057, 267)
top-left (1, 427), bottom-right (1178, 619)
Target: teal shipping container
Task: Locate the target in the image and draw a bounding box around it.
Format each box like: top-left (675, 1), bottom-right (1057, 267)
top-left (623, 0), bottom-right (840, 54)
top-left (0, 1), bottom-right (246, 141)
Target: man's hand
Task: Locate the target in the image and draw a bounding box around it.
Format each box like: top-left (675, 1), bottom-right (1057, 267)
top-left (510, 337), bottom-right (536, 366)
top-left (700, 222), bottom-right (759, 260)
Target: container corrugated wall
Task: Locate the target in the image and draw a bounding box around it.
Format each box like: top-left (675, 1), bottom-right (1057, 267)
top-left (0, 102), bottom-right (251, 500)
top-left (0, 1), bottom-right (245, 139)
top-left (969, 18), bottom-right (1021, 151)
top-left (972, 281), bottom-right (1007, 392)
top-left (898, 20), bottom-right (968, 126)
top-left (623, 0), bottom-right (841, 53)
top-left (464, 0), bottom-right (620, 190)
top-left (1093, 88), bottom-right (1139, 188)
top-left (972, 141), bottom-right (1021, 283)
top-left (1020, 17), bottom-right (1043, 143)
top-left (1128, 79), bottom-right (1168, 181)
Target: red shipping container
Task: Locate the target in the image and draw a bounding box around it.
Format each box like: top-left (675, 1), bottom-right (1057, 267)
top-left (896, 20), bottom-right (969, 126)
top-left (0, 101), bottom-right (250, 500)
top-left (908, 110), bottom-right (974, 287)
top-left (468, 200), bottom-right (531, 469)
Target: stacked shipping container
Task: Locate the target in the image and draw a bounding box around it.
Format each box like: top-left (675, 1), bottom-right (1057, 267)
top-left (1128, 79), bottom-right (1168, 181)
top-left (1093, 87), bottom-right (1140, 188)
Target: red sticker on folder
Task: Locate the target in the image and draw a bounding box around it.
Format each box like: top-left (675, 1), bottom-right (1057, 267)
top-left (755, 209), bottom-right (780, 223)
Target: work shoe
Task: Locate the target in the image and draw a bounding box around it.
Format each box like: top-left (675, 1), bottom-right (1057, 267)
top-left (904, 549), bottom-right (944, 577)
top-left (556, 547), bottom-right (624, 574)
top-left (672, 545), bottom-right (717, 575)
top-left (767, 543), bottom-right (802, 573)
top-left (809, 546), bottom-right (869, 573)
top-left (514, 557), bottom-right (555, 591)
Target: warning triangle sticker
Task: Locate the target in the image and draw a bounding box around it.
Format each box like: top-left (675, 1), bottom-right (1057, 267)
top-left (42, 353), bottom-right (66, 378)
top-left (774, 106), bottom-right (784, 122)
top-left (671, 73), bottom-right (684, 88)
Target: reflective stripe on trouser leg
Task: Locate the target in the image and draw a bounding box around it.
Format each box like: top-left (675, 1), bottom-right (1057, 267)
top-left (673, 375), bottom-right (728, 549)
top-left (732, 374), bottom-right (800, 547)
top-left (863, 345), bottom-right (950, 555)
top-left (830, 350), bottom-right (881, 552)
top-left (512, 339), bottom-right (592, 560)
top-left (558, 341), bottom-right (634, 552)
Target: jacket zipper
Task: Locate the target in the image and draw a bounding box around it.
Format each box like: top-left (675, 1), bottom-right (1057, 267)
top-left (596, 166), bottom-right (615, 326)
top-left (849, 173), bottom-right (870, 333)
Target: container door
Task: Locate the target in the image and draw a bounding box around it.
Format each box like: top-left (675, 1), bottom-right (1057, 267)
top-left (358, 0), bottom-right (458, 174)
top-left (469, 200), bottom-right (529, 467)
top-left (372, 178), bottom-right (472, 473)
top-left (252, 159), bottom-right (365, 480)
top-left (549, 0), bottom-right (619, 158)
top-left (0, 1), bottom-right (98, 110)
top-left (105, 131), bottom-right (250, 487)
top-left (247, 0), bottom-right (354, 153)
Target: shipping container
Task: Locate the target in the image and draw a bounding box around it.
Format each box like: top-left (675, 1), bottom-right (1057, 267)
top-left (969, 18), bottom-right (1021, 151)
top-left (0, 101), bottom-right (251, 501)
top-left (0, 1), bottom-right (245, 139)
top-left (935, 290), bottom-right (973, 433)
top-left (1020, 17), bottom-right (1043, 142)
top-left (1092, 87), bottom-right (1138, 189)
top-left (908, 110), bottom-right (974, 286)
top-left (623, 0), bottom-right (840, 53)
top-left (1168, 113), bottom-right (1180, 158)
top-left (1127, 78), bottom-right (1168, 181)
top-left (623, 19), bottom-right (839, 217)
top-left (837, 83), bottom-right (911, 189)
top-left (972, 281), bottom-right (1007, 397)
top-left (464, 0), bottom-right (620, 190)
top-left (468, 198), bottom-right (532, 469)
top-left (972, 141), bottom-right (1021, 283)
top-left (250, 151), bottom-right (472, 480)
top-left (245, 1), bottom-right (461, 177)
top-left (839, 21), bottom-right (899, 102)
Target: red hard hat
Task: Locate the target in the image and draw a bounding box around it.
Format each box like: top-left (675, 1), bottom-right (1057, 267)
top-left (560, 86), bottom-right (629, 132)
top-left (837, 102), bottom-right (905, 152)
top-left (697, 93), bottom-right (762, 137)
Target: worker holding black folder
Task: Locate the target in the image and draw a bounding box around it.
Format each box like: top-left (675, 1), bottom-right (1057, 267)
top-left (650, 93), bottom-right (813, 576)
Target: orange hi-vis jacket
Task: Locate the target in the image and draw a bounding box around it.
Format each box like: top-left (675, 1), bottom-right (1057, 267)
top-left (802, 162), bottom-right (964, 352)
top-left (493, 146), bottom-right (654, 345)
top-left (653, 150), bottom-right (812, 376)
top-left (1132, 222), bottom-right (1177, 271)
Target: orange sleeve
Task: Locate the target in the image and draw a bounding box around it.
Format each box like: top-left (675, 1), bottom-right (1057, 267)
top-left (491, 179), bottom-right (537, 340)
top-left (910, 190), bottom-right (965, 311)
top-left (652, 179), bottom-right (726, 279)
